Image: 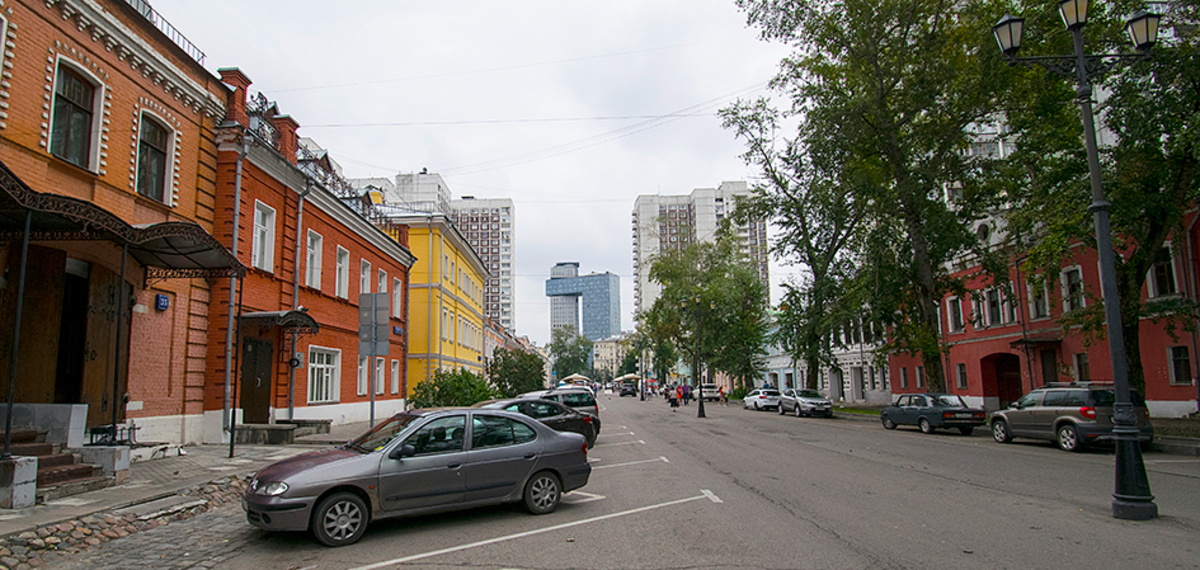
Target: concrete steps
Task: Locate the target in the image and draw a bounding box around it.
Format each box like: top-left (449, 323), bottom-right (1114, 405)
top-left (7, 428), bottom-right (114, 503)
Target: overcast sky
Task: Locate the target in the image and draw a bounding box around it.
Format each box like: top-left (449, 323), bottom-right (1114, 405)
top-left (152, 0), bottom-right (795, 346)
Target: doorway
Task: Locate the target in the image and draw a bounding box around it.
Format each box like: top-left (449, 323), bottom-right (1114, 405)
top-left (240, 337), bottom-right (274, 424)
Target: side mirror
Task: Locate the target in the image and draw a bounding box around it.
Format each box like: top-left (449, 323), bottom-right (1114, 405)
top-left (389, 444), bottom-right (416, 460)
top-left (1009, 402), bottom-right (1019, 409)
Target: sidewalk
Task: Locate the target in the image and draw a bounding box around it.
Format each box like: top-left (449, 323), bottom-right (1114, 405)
top-left (0, 421), bottom-right (370, 540)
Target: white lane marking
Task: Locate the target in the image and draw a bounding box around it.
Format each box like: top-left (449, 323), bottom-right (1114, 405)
top-left (701, 489), bottom-right (723, 503)
top-left (347, 494), bottom-right (713, 570)
top-left (593, 439), bottom-right (646, 448)
top-left (604, 431), bottom-right (637, 437)
top-left (593, 456), bottom-right (670, 470)
top-left (562, 491), bottom-right (606, 504)
top-left (1144, 459), bottom-right (1200, 463)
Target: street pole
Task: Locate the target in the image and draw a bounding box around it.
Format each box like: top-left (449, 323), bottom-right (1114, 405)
top-left (1068, 26), bottom-right (1156, 521)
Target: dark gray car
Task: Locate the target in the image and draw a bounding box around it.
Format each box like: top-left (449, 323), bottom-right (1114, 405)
top-left (990, 383), bottom-right (1154, 452)
top-left (242, 408), bottom-right (591, 547)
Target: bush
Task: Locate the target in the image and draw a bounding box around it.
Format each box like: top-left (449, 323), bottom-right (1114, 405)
top-left (410, 369), bottom-right (496, 408)
top-left (729, 386), bottom-right (748, 400)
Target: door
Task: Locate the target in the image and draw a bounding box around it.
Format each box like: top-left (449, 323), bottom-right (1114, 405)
top-left (239, 337), bottom-right (273, 424)
top-left (463, 414), bottom-right (541, 503)
top-left (995, 354), bottom-right (1023, 409)
top-left (1006, 391), bottom-right (1043, 436)
top-left (892, 395), bottom-right (916, 425)
top-left (378, 415), bottom-right (467, 511)
top-left (82, 269), bottom-right (127, 428)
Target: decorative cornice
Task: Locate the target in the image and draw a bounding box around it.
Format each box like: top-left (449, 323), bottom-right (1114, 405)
top-left (44, 0), bottom-right (225, 118)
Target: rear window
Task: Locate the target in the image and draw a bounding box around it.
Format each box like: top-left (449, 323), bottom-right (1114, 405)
top-left (1088, 389), bottom-right (1145, 407)
top-left (559, 393), bottom-right (596, 407)
top-left (763, 390), bottom-right (780, 397)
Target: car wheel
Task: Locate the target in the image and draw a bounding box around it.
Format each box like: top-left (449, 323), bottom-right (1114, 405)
top-left (311, 492), bottom-right (368, 547)
top-left (795, 405), bottom-right (803, 418)
top-left (918, 418), bottom-right (935, 434)
top-left (778, 404), bottom-right (786, 415)
top-left (958, 427), bottom-right (974, 436)
top-left (991, 419), bottom-right (1012, 443)
top-left (753, 401), bottom-right (760, 411)
top-left (1057, 424), bottom-right (1081, 452)
top-left (881, 413), bottom-right (896, 430)
top-left (524, 471), bottom-right (562, 515)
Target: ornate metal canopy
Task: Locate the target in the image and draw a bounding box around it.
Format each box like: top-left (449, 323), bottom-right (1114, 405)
top-left (239, 309), bottom-right (320, 336)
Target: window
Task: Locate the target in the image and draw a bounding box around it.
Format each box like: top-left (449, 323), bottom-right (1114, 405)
top-left (391, 359), bottom-right (400, 394)
top-left (916, 366), bottom-right (925, 388)
top-left (357, 355), bottom-right (368, 396)
top-left (971, 293), bottom-right (985, 328)
top-left (306, 230), bottom-right (322, 289)
top-left (948, 297), bottom-right (964, 332)
top-left (307, 347), bottom-right (340, 404)
top-left (407, 416), bottom-right (466, 455)
top-left (471, 415), bottom-right (537, 449)
top-left (1150, 247), bottom-right (1177, 297)
top-left (1063, 268), bottom-right (1085, 312)
top-left (956, 363), bottom-right (968, 389)
top-left (1041, 349), bottom-right (1058, 384)
top-left (360, 259), bottom-right (371, 295)
top-left (1001, 285), bottom-right (1017, 323)
top-left (136, 114), bottom-right (170, 202)
top-left (392, 278), bottom-right (403, 318)
top-left (986, 289), bottom-right (1002, 325)
top-left (336, 247), bottom-right (349, 298)
top-left (900, 367), bottom-right (909, 389)
top-left (251, 201), bottom-right (276, 272)
top-left (1170, 346), bottom-right (1191, 385)
top-left (51, 64), bottom-right (98, 169)
top-left (1073, 353), bottom-right (1090, 382)
top-left (378, 269), bottom-right (387, 294)
top-left (375, 357), bottom-right (385, 396)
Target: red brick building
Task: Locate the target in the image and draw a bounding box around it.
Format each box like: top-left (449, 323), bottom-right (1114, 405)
top-left (0, 0), bottom-right (240, 446)
top-left (203, 69), bottom-right (415, 442)
top-left (889, 212), bottom-right (1200, 418)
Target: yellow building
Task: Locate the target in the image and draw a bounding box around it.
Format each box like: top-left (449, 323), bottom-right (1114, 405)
top-left (383, 213), bottom-right (487, 392)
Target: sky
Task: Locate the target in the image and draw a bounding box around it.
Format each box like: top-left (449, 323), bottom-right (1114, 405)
top-left (151, 0), bottom-right (796, 346)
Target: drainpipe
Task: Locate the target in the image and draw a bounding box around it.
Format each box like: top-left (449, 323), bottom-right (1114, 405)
top-left (437, 216), bottom-right (445, 373)
top-left (288, 179), bottom-right (313, 421)
top-left (427, 214), bottom-right (434, 385)
top-left (223, 133), bottom-right (250, 435)
top-left (1183, 214), bottom-right (1200, 414)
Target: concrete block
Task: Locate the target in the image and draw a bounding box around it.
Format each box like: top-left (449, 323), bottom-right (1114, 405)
top-left (76, 446), bottom-right (130, 483)
top-left (0, 456), bottom-right (37, 509)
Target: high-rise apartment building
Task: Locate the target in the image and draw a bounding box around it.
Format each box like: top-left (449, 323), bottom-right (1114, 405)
top-left (632, 181), bottom-right (768, 315)
top-left (449, 197), bottom-right (516, 331)
top-left (545, 262), bottom-right (621, 341)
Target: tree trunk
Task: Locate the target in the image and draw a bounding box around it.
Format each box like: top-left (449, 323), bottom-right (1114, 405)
top-left (902, 200), bottom-right (948, 393)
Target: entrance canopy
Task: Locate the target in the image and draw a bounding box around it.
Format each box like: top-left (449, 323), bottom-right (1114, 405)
top-left (240, 310), bottom-right (319, 335)
top-left (561, 373), bottom-right (591, 383)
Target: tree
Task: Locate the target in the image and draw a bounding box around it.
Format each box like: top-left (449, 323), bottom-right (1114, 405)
top-left (409, 369), bottom-right (496, 408)
top-left (633, 303), bottom-right (680, 386)
top-left (617, 349), bottom-right (639, 377)
top-left (996, 1), bottom-right (1200, 392)
top-left (735, 0), bottom-right (1009, 392)
top-left (547, 328), bottom-right (593, 380)
top-left (486, 347), bottom-right (547, 397)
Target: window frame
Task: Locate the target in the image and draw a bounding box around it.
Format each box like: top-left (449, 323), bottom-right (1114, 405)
top-left (956, 363), bottom-right (968, 390)
top-left (1028, 281), bottom-right (1050, 320)
top-left (305, 230), bottom-right (323, 289)
top-left (391, 359), bottom-right (401, 394)
top-left (357, 355), bottom-right (369, 396)
top-left (1149, 245), bottom-right (1178, 298)
top-left (336, 247), bottom-right (349, 299)
top-left (135, 111), bottom-right (173, 203)
top-left (1169, 346), bottom-right (1192, 386)
top-left (360, 259), bottom-right (372, 295)
top-left (947, 297), bottom-right (964, 332)
top-left (1062, 267), bottom-right (1085, 312)
top-left (307, 346), bottom-right (341, 404)
top-left (392, 278), bottom-right (403, 318)
top-left (251, 201), bottom-right (276, 272)
top-left (50, 60), bottom-right (103, 171)
top-left (1073, 353), bottom-right (1090, 382)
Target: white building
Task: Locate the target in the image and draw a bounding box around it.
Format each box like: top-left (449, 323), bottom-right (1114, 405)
top-left (449, 196), bottom-right (516, 332)
top-left (592, 335), bottom-right (630, 379)
top-left (632, 181), bottom-right (768, 314)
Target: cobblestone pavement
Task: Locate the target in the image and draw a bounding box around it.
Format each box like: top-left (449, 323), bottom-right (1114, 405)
top-left (48, 502), bottom-right (260, 570)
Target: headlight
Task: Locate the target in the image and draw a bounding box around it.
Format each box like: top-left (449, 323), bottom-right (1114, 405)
top-left (254, 481), bottom-right (289, 496)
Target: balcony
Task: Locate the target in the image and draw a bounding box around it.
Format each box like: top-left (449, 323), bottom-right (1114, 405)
top-left (124, 0), bottom-right (206, 65)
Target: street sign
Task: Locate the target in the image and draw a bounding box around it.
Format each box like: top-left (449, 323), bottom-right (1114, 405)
top-left (358, 293), bottom-right (390, 355)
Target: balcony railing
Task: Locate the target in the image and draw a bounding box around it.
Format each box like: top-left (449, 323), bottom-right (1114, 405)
top-left (124, 0), bottom-right (206, 65)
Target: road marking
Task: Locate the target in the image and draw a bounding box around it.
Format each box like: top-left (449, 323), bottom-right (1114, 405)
top-left (347, 493), bottom-right (714, 570)
top-left (594, 456), bottom-right (669, 470)
top-left (604, 431), bottom-right (637, 437)
top-left (593, 439), bottom-right (646, 448)
top-left (562, 491), bottom-right (606, 504)
top-left (1145, 459), bottom-right (1200, 463)
top-left (701, 489), bottom-right (723, 503)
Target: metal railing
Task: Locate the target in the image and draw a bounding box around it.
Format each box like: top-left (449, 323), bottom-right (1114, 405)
top-left (123, 0), bottom-right (206, 66)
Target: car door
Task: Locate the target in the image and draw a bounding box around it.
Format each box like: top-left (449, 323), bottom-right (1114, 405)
top-left (891, 395), bottom-right (914, 425)
top-left (1006, 391), bottom-right (1043, 437)
top-left (377, 414), bottom-right (467, 512)
top-left (781, 389), bottom-right (795, 412)
top-left (463, 413), bottom-right (542, 503)
top-left (908, 395), bottom-right (931, 425)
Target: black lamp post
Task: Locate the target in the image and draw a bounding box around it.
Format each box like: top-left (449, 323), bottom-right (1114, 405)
top-left (993, 1), bottom-right (1160, 521)
top-left (681, 295), bottom-right (714, 419)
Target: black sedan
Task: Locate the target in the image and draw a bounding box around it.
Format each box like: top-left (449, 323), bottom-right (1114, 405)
top-left (880, 393), bottom-right (986, 435)
top-left (475, 398), bottom-right (597, 448)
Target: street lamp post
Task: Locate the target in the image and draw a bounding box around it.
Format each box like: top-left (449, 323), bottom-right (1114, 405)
top-left (682, 295), bottom-right (713, 419)
top-left (993, 1), bottom-right (1160, 521)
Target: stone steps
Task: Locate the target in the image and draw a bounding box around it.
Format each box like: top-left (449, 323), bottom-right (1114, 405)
top-left (5, 427), bottom-right (114, 503)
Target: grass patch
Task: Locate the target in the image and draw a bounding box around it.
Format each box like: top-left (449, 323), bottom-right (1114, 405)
top-left (834, 406), bottom-right (881, 416)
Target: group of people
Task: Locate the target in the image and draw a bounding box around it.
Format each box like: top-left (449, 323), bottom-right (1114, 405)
top-left (660, 383), bottom-right (727, 411)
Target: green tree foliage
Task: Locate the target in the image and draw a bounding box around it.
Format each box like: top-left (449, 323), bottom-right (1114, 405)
top-left (409, 368), bottom-right (496, 408)
top-left (617, 349), bottom-right (639, 377)
top-left (996, 1), bottom-right (1200, 392)
top-left (548, 328), bottom-right (593, 380)
top-left (735, 0), bottom-right (1009, 391)
top-left (486, 347), bottom-right (547, 398)
top-left (633, 303), bottom-right (680, 386)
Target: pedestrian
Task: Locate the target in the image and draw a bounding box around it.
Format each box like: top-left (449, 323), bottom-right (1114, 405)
top-left (669, 387), bottom-right (679, 411)
top-left (719, 387), bottom-right (728, 406)
top-left (682, 384), bottom-right (691, 405)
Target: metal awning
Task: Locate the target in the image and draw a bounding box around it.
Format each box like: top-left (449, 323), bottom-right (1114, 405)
top-left (239, 309), bottom-right (319, 335)
top-left (1010, 335), bottom-right (1062, 348)
top-left (0, 158), bottom-right (244, 279)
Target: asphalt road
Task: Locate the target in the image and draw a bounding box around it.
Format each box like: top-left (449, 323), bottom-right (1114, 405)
top-left (58, 395), bottom-right (1200, 569)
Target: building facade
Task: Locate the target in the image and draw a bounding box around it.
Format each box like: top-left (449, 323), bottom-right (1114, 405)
top-left (632, 181), bottom-right (768, 315)
top-left (545, 262), bottom-right (621, 341)
top-left (592, 335), bottom-right (629, 379)
top-left (0, 0), bottom-right (239, 446)
top-left (203, 70), bottom-right (415, 442)
top-left (449, 196), bottom-right (516, 332)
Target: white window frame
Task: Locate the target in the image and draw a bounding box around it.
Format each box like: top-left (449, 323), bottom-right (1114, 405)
top-left (900, 367), bottom-right (909, 389)
top-left (357, 355), bottom-right (368, 396)
top-left (378, 269), bottom-right (387, 295)
top-left (360, 259), bottom-right (372, 295)
top-left (956, 363), bottom-right (968, 389)
top-left (135, 111), bottom-right (175, 204)
top-left (1148, 245), bottom-right (1179, 298)
top-left (50, 58), bottom-right (105, 172)
top-left (1168, 346), bottom-right (1192, 386)
top-left (391, 359), bottom-right (401, 394)
top-left (1062, 266), bottom-right (1085, 312)
top-left (947, 297), bottom-right (964, 332)
top-left (251, 201), bottom-right (276, 272)
top-left (1028, 281), bottom-right (1050, 320)
top-left (375, 357), bottom-right (386, 396)
top-left (305, 230), bottom-right (323, 289)
top-left (392, 278), bottom-right (403, 318)
top-left (916, 366), bottom-right (925, 388)
top-left (307, 346), bottom-right (341, 404)
top-left (1073, 353), bottom-right (1090, 382)
top-left (336, 247), bottom-right (349, 299)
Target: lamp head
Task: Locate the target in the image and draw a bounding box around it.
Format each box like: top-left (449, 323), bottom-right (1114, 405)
top-left (1058, 0), bottom-right (1089, 29)
top-left (1126, 11), bottom-right (1161, 52)
top-left (993, 14), bottom-right (1025, 56)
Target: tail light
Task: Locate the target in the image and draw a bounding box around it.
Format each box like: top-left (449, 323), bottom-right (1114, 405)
top-left (943, 412), bottom-right (954, 418)
top-left (1080, 406), bottom-right (1096, 419)
top-left (582, 442), bottom-right (588, 455)
top-left (582, 415), bottom-right (593, 424)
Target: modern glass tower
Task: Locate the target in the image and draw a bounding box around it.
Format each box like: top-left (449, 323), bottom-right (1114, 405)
top-left (545, 262), bottom-right (621, 341)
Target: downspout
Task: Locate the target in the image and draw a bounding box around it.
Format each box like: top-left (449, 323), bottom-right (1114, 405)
top-left (427, 214), bottom-right (434, 383)
top-left (1184, 213), bottom-right (1200, 414)
top-left (437, 217), bottom-right (445, 373)
top-left (223, 133), bottom-right (249, 434)
top-left (288, 179), bottom-right (313, 421)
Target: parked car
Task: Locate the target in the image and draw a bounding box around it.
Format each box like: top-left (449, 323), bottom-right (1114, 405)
top-left (989, 383), bottom-right (1154, 452)
top-left (242, 408), bottom-right (591, 547)
top-left (743, 388), bottom-right (781, 411)
top-left (619, 384), bottom-right (637, 397)
top-left (880, 393), bottom-right (986, 435)
top-left (475, 398), bottom-right (596, 448)
top-left (531, 387), bottom-right (601, 434)
top-left (779, 388), bottom-right (833, 418)
top-left (700, 383), bottom-right (721, 402)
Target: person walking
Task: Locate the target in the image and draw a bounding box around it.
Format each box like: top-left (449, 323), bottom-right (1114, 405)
top-left (719, 386), bottom-right (728, 406)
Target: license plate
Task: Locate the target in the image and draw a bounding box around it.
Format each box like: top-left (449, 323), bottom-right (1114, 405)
top-left (956, 413), bottom-right (973, 418)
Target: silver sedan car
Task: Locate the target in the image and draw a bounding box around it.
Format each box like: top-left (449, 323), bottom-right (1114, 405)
top-left (242, 408), bottom-right (592, 546)
top-left (779, 388), bottom-right (834, 418)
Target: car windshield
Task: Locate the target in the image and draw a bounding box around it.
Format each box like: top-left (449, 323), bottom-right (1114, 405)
top-left (933, 395), bottom-right (967, 407)
top-left (344, 413), bottom-right (420, 453)
top-left (798, 390), bottom-right (822, 398)
top-left (558, 392), bottom-right (596, 407)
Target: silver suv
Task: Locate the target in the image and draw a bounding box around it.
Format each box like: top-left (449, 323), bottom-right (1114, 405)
top-left (989, 383), bottom-right (1154, 452)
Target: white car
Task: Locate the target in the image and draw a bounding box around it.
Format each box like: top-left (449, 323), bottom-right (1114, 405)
top-left (700, 383), bottom-right (721, 401)
top-left (743, 389), bottom-right (781, 411)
